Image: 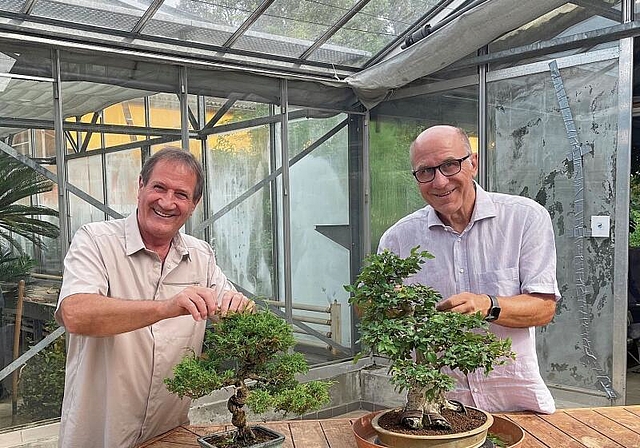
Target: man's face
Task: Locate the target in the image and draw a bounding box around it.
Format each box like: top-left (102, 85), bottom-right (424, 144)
top-left (410, 127), bottom-right (478, 221)
top-left (137, 159), bottom-right (199, 247)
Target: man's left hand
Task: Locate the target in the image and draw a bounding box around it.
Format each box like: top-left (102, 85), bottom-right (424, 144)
top-left (435, 292), bottom-right (490, 316)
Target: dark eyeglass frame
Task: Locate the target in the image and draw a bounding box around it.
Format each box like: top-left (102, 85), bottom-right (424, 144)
top-left (412, 154), bottom-right (471, 183)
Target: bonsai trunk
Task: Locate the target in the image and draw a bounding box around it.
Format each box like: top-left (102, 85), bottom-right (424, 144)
top-left (227, 383), bottom-right (256, 443)
top-left (402, 386), bottom-right (459, 430)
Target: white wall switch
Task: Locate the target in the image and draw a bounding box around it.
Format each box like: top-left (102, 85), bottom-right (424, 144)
top-left (591, 215), bottom-right (610, 238)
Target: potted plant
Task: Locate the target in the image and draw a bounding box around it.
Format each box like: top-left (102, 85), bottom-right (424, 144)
top-left (346, 247), bottom-right (515, 448)
top-left (165, 308), bottom-right (333, 448)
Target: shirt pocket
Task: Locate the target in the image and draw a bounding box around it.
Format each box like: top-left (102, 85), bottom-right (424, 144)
top-left (471, 267), bottom-right (520, 296)
top-left (157, 281), bottom-right (206, 301)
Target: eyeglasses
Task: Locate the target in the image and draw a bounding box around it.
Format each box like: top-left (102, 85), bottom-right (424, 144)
top-left (412, 154), bottom-right (471, 183)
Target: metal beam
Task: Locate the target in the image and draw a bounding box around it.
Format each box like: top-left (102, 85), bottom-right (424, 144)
top-left (131, 0), bottom-right (165, 34)
top-left (20, 0), bottom-right (36, 15)
top-left (0, 140), bottom-right (124, 220)
top-left (223, 0), bottom-right (278, 48)
top-left (203, 96), bottom-right (239, 130)
top-left (572, 0), bottom-right (621, 22)
top-left (364, 0), bottom-right (469, 68)
top-left (447, 20), bottom-right (640, 72)
top-left (0, 17), bottom-right (357, 79)
top-left (299, 0), bottom-right (372, 61)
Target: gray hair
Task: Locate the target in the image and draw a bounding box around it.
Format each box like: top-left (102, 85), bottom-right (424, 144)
top-left (140, 147), bottom-right (205, 201)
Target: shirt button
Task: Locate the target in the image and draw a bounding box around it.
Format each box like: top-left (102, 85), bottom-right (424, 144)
top-left (459, 268), bottom-right (464, 273)
top-left (473, 388), bottom-right (478, 393)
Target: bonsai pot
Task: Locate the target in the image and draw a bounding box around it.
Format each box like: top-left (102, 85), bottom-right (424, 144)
top-left (353, 410), bottom-right (525, 448)
top-left (371, 408), bottom-right (493, 448)
top-left (197, 425), bottom-right (285, 448)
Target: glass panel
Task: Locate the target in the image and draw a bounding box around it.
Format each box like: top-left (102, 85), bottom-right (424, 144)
top-left (0, 43), bottom-right (60, 277)
top-left (233, 0), bottom-right (360, 61)
top-left (317, 0), bottom-right (442, 66)
top-left (105, 149), bottom-right (141, 218)
top-left (287, 113), bottom-right (351, 354)
top-left (487, 58), bottom-right (619, 397)
top-left (31, 0), bottom-right (147, 31)
top-left (146, 0), bottom-right (248, 46)
top-left (67, 156), bottom-right (105, 235)
top-left (0, 0), bottom-right (25, 13)
top-left (369, 86), bottom-right (479, 249)
top-left (206, 125), bottom-right (274, 298)
top-left (0, 40), bottom-right (63, 428)
top-left (148, 93), bottom-right (181, 130)
top-left (490, 2), bottom-right (621, 68)
top-left (251, 0), bottom-right (355, 43)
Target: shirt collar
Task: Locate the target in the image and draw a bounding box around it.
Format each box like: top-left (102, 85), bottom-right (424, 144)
top-left (124, 211), bottom-right (190, 258)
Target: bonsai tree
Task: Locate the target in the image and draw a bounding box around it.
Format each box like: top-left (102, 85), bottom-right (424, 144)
top-left (165, 308), bottom-right (333, 446)
top-left (346, 247), bottom-right (515, 430)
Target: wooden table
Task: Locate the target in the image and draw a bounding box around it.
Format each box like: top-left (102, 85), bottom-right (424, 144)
top-left (140, 405), bottom-right (640, 447)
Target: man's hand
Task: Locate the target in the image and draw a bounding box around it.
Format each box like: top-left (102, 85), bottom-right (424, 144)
top-left (218, 290), bottom-right (256, 317)
top-left (435, 292), bottom-right (490, 316)
top-left (168, 286), bottom-right (219, 321)
top-left (169, 287), bottom-right (256, 321)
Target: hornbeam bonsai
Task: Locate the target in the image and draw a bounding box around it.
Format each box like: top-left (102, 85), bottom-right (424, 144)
top-left (346, 247), bottom-right (514, 430)
top-left (165, 308), bottom-right (333, 446)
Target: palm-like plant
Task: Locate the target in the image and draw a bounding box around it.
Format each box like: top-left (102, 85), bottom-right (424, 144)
top-left (0, 151), bottom-right (59, 284)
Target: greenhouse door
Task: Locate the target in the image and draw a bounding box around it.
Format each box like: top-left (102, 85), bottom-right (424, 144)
top-left (485, 45), bottom-right (631, 406)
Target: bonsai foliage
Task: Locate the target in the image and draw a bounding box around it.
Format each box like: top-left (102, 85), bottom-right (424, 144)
top-left (165, 309), bottom-right (333, 445)
top-left (346, 247), bottom-right (514, 430)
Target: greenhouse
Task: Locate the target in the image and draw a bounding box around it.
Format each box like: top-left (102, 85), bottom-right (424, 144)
top-left (0, 0), bottom-right (638, 446)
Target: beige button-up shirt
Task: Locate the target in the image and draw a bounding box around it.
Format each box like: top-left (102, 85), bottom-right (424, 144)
top-left (56, 212), bottom-right (234, 448)
top-left (379, 184), bottom-right (560, 414)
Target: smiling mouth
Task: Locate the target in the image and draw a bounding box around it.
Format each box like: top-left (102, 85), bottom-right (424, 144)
top-left (153, 209), bottom-right (176, 218)
top-left (434, 189), bottom-right (454, 198)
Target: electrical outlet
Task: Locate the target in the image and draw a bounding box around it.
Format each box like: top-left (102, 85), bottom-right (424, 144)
top-left (591, 215), bottom-right (610, 238)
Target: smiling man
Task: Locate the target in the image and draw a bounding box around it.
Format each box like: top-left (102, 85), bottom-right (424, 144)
top-left (55, 147), bottom-right (254, 448)
top-left (378, 125), bottom-right (560, 414)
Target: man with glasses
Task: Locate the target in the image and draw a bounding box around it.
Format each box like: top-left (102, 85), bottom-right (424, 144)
top-left (379, 125), bottom-right (560, 414)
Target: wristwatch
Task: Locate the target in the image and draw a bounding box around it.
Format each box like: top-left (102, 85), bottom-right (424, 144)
top-left (485, 295), bottom-right (501, 322)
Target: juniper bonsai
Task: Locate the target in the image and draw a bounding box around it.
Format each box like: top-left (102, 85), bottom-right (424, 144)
top-left (165, 308), bottom-right (333, 446)
top-left (346, 247), bottom-right (514, 430)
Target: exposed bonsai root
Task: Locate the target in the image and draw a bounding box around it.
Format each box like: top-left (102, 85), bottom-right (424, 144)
top-left (401, 389), bottom-right (474, 430)
top-left (402, 388), bottom-right (453, 430)
top-left (227, 385), bottom-right (255, 442)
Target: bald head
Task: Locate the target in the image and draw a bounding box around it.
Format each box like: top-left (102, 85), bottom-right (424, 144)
top-left (410, 125), bottom-right (471, 166)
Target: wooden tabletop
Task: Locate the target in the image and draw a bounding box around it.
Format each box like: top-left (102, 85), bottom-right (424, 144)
top-left (139, 405), bottom-right (640, 447)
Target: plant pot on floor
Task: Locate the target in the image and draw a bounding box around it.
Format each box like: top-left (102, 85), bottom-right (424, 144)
top-left (197, 425), bottom-right (285, 448)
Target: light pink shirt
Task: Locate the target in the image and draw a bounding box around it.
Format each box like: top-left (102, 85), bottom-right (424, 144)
top-left (56, 212), bottom-right (234, 447)
top-left (378, 184), bottom-right (560, 414)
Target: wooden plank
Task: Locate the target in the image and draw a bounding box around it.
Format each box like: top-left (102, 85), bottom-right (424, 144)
top-left (288, 420), bottom-right (329, 448)
top-left (594, 407), bottom-right (640, 433)
top-left (541, 411), bottom-right (624, 447)
top-left (506, 413), bottom-right (583, 448)
top-left (321, 419), bottom-right (358, 448)
top-left (566, 409), bottom-right (640, 447)
top-left (263, 422), bottom-right (295, 448)
top-left (498, 415), bottom-right (548, 448)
